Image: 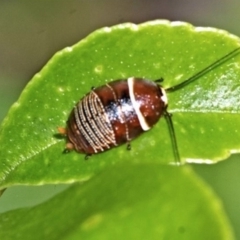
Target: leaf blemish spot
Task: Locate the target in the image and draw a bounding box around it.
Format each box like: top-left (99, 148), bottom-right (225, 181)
top-left (153, 63), bottom-right (160, 69)
top-left (150, 140), bottom-right (156, 146)
top-left (58, 87), bottom-right (64, 92)
top-left (44, 104), bottom-right (49, 110)
top-left (175, 74), bottom-right (184, 81)
top-left (200, 127), bottom-right (205, 134)
top-left (94, 65), bottom-right (103, 74)
top-left (81, 213), bottom-right (103, 231)
top-left (180, 128), bottom-right (187, 134)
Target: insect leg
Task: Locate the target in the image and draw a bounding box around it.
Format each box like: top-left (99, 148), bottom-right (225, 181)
top-left (163, 111), bottom-right (181, 164)
top-left (126, 142), bottom-right (131, 150)
top-left (63, 148), bottom-right (71, 154)
top-left (155, 77), bottom-right (164, 83)
top-left (85, 154), bottom-right (92, 160)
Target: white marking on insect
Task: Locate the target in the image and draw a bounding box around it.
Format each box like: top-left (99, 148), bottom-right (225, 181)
top-left (128, 77), bottom-right (151, 131)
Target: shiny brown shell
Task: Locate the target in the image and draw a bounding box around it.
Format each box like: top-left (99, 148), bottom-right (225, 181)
top-left (59, 77), bottom-right (167, 155)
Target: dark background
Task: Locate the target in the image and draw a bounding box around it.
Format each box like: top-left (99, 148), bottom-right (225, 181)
top-left (0, 0), bottom-right (240, 238)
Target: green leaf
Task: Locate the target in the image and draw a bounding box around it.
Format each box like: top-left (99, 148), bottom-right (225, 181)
top-left (0, 164), bottom-right (235, 240)
top-left (0, 20), bottom-right (240, 187)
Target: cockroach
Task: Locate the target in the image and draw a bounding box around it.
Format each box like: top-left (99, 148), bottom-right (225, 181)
top-left (58, 47), bottom-right (240, 162)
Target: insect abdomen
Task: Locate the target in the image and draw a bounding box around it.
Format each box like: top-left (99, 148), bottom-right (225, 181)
top-left (63, 78), bottom-right (167, 155)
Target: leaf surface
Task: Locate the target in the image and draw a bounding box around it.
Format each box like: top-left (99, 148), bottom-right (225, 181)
top-left (0, 20), bottom-right (240, 187)
top-left (0, 164), bottom-right (235, 240)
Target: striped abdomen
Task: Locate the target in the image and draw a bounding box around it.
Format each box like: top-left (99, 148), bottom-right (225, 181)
top-left (62, 77), bottom-right (167, 155)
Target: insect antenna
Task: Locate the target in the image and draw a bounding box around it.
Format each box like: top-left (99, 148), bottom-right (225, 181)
top-left (163, 111), bottom-right (181, 164)
top-left (166, 46), bottom-right (240, 93)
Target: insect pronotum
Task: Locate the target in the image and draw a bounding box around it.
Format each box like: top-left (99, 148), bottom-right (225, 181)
top-left (58, 46), bottom-right (240, 162)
